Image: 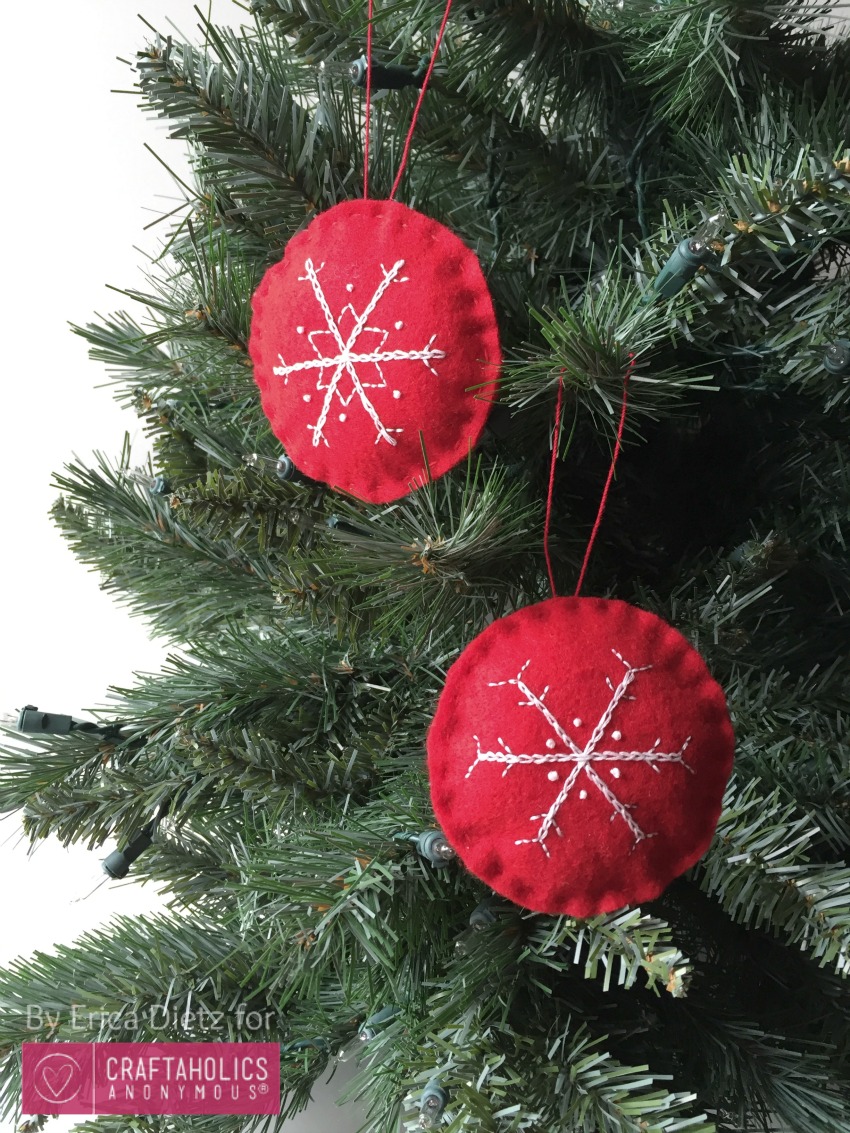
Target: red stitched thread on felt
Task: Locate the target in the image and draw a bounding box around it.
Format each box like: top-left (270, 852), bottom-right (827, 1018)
top-left (543, 372), bottom-right (564, 598)
top-left (573, 352), bottom-right (636, 597)
top-left (388, 0), bottom-right (454, 201)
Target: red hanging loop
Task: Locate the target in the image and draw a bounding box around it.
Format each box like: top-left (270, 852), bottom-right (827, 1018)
top-left (543, 373), bottom-right (565, 598)
top-left (363, 0), bottom-right (375, 198)
top-left (388, 0), bottom-right (454, 200)
top-left (573, 353), bottom-right (636, 597)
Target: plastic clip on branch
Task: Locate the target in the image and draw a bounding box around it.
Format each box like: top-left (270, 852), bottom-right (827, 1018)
top-left (647, 211), bottom-right (728, 301)
top-left (349, 54), bottom-right (428, 90)
top-left (418, 1080), bottom-right (449, 1129)
top-left (824, 339), bottom-right (850, 376)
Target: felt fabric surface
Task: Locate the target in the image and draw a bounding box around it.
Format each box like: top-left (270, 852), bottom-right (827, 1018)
top-left (427, 597), bottom-right (735, 917)
top-left (249, 199), bottom-right (501, 503)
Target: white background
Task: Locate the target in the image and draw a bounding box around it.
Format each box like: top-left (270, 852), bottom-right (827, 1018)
top-left (0, 1), bottom-right (359, 1128)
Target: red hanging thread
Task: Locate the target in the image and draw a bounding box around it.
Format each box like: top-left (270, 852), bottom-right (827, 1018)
top-left (363, 0), bottom-right (375, 198)
top-left (573, 352), bottom-right (636, 597)
top-left (389, 0), bottom-right (454, 201)
top-left (543, 373), bottom-right (564, 598)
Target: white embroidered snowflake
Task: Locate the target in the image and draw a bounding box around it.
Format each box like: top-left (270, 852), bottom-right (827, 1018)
top-left (467, 650), bottom-right (693, 855)
top-left (272, 258), bottom-right (444, 448)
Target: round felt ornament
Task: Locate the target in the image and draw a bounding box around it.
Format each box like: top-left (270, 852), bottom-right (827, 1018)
top-left (427, 597), bottom-right (735, 917)
top-left (249, 199), bottom-right (501, 504)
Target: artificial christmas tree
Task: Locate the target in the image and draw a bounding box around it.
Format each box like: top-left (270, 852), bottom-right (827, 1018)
top-left (2, 1), bottom-right (850, 1131)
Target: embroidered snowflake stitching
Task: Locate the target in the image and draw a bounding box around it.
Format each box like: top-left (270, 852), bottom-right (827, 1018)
top-left (467, 650), bottom-right (693, 856)
top-left (272, 258), bottom-right (445, 448)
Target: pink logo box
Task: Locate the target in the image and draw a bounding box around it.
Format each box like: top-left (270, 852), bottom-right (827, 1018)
top-left (22, 1043), bottom-right (280, 1115)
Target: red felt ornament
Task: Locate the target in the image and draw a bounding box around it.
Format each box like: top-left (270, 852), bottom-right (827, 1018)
top-left (249, 199), bottom-right (500, 503)
top-left (427, 597), bottom-right (735, 917)
top-left (248, 0), bottom-right (500, 504)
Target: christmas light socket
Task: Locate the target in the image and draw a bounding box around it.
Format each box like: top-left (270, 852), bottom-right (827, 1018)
top-left (102, 827), bottom-right (154, 879)
top-left (414, 830), bottom-right (456, 867)
top-left (824, 339), bottom-right (850, 376)
top-left (419, 1080), bottom-right (448, 1129)
top-left (348, 55), bottom-right (426, 89)
top-left (16, 706), bottom-right (74, 735)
